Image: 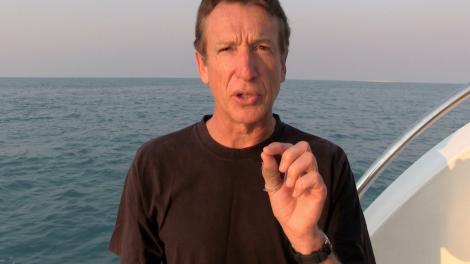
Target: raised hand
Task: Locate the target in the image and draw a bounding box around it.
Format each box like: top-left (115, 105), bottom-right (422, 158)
top-left (261, 141), bottom-right (327, 254)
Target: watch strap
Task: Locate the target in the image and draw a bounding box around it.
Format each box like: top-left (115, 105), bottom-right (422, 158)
top-left (291, 233), bottom-right (332, 264)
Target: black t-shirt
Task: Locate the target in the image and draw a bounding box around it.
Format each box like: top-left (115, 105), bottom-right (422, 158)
top-left (109, 115), bottom-right (375, 263)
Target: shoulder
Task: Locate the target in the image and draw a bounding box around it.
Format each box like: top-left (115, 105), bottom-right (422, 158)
top-left (126, 122), bottom-right (201, 190)
top-left (134, 122), bottom-right (199, 165)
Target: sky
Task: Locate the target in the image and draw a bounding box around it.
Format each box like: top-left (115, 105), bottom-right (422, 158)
top-left (0, 0), bottom-right (469, 83)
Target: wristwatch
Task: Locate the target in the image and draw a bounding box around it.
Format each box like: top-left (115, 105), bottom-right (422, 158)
top-left (291, 233), bottom-right (333, 264)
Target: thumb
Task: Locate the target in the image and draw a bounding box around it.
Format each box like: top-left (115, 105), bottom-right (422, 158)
top-left (261, 151), bottom-right (283, 192)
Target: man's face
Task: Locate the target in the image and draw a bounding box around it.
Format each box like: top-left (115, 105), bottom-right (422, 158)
top-left (196, 2), bottom-right (286, 126)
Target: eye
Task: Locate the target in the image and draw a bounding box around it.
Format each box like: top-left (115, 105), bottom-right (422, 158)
top-left (255, 45), bottom-right (271, 52)
top-left (218, 46), bottom-right (233, 53)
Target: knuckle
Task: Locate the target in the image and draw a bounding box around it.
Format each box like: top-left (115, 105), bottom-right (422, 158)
top-left (281, 150), bottom-right (295, 165)
top-left (305, 152), bottom-right (315, 163)
top-left (284, 142), bottom-right (294, 148)
top-left (320, 184), bottom-right (327, 198)
top-left (298, 141), bottom-right (310, 150)
top-left (287, 166), bottom-right (301, 178)
top-left (315, 171), bottom-right (324, 182)
top-left (296, 178), bottom-right (306, 189)
top-left (318, 178), bottom-right (327, 193)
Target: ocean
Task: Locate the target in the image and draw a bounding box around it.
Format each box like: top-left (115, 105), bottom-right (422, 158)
top-left (0, 78), bottom-right (468, 263)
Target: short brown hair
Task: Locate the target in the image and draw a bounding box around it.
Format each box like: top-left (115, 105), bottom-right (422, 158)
top-left (194, 0), bottom-right (290, 59)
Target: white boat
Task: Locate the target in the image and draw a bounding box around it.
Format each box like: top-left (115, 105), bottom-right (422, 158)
top-left (357, 86), bottom-right (470, 264)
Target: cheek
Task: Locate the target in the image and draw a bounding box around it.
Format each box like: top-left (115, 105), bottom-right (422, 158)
top-left (270, 87), bottom-right (280, 102)
top-left (260, 57), bottom-right (283, 79)
top-left (208, 60), bottom-right (233, 86)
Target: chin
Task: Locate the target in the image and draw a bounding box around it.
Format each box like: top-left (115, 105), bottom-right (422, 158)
top-left (231, 108), bottom-right (271, 126)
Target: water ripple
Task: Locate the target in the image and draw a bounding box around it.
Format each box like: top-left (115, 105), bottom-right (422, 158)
top-left (0, 78), bottom-right (467, 263)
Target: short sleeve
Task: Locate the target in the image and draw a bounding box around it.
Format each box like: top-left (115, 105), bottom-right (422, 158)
top-left (108, 156), bottom-right (164, 263)
top-left (326, 148), bottom-right (376, 264)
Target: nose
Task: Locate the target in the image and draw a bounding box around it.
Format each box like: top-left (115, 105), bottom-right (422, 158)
top-left (235, 48), bottom-right (258, 81)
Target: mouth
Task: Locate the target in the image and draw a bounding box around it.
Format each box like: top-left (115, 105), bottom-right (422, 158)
top-left (233, 92), bottom-right (260, 105)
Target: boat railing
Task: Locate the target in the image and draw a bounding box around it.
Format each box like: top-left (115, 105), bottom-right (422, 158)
top-left (357, 84), bottom-right (470, 198)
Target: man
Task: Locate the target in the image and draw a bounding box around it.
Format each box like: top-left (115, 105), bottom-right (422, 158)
top-left (109, 0), bottom-right (375, 263)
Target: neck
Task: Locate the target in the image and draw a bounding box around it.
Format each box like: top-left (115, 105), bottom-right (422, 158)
top-left (206, 114), bottom-right (276, 149)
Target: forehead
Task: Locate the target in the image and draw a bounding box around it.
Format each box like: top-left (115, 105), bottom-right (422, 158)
top-left (203, 2), bottom-right (279, 44)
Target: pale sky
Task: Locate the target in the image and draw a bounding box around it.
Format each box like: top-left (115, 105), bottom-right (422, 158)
top-left (0, 0), bottom-right (469, 83)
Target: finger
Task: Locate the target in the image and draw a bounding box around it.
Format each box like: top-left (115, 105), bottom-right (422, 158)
top-left (292, 170), bottom-right (327, 199)
top-left (260, 151), bottom-right (283, 192)
top-left (279, 141), bottom-right (311, 173)
top-left (262, 142), bottom-right (293, 156)
top-left (285, 151), bottom-right (316, 188)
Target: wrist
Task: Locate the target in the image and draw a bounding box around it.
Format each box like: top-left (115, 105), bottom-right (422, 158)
top-left (289, 228), bottom-right (325, 255)
top-left (290, 231), bottom-right (333, 264)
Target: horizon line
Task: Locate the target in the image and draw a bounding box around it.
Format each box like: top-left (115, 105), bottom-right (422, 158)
top-left (0, 76), bottom-right (465, 85)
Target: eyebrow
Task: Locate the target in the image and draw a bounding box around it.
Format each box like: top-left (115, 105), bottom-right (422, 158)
top-left (252, 38), bottom-right (274, 46)
top-left (215, 38), bottom-right (274, 47)
top-left (215, 41), bottom-right (236, 48)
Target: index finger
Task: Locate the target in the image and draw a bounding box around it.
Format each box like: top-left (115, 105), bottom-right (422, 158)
top-left (262, 142), bottom-right (293, 156)
top-left (277, 141), bottom-right (311, 172)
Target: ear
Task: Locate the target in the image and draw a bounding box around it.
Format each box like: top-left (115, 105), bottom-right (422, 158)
top-left (195, 51), bottom-right (209, 84)
top-left (280, 57), bottom-right (287, 83)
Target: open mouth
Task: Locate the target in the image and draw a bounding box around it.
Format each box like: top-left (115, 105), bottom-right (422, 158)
top-left (234, 92), bottom-right (259, 104)
top-left (236, 93), bottom-right (254, 98)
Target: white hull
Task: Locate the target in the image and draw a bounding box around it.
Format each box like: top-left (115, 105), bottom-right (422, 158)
top-left (365, 123), bottom-right (470, 264)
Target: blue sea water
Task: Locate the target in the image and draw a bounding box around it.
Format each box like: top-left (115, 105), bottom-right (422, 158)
top-left (0, 78), bottom-right (468, 263)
